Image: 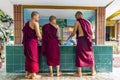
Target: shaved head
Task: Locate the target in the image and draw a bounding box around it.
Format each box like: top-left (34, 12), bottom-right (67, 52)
top-left (49, 15), bottom-right (56, 22)
top-left (31, 11), bottom-right (40, 22)
top-left (31, 11), bottom-right (39, 18)
top-left (75, 11), bottom-right (83, 17)
top-left (49, 15), bottom-right (57, 24)
top-left (75, 11), bottom-right (83, 19)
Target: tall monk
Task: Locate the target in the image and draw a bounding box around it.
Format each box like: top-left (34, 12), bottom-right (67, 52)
top-left (22, 11), bottom-right (42, 79)
top-left (41, 16), bottom-right (62, 77)
top-left (67, 11), bottom-right (96, 77)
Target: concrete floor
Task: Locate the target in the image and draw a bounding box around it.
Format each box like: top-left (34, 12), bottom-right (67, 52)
top-left (0, 68), bottom-right (120, 80)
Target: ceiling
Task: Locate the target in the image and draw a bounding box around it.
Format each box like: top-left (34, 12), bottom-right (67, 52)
top-left (106, 0), bottom-right (120, 20)
top-left (9, 0), bottom-right (113, 7)
top-left (9, 0), bottom-right (120, 20)
top-left (111, 15), bottom-right (120, 20)
top-left (106, 0), bottom-right (120, 19)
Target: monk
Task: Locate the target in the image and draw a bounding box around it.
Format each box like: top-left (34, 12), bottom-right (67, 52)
top-left (22, 11), bottom-right (42, 79)
top-left (67, 11), bottom-right (96, 77)
top-left (41, 16), bottom-right (62, 77)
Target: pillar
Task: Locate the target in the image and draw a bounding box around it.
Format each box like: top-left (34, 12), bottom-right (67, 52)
top-left (14, 5), bottom-right (23, 44)
top-left (116, 20), bottom-right (120, 53)
top-left (96, 7), bottom-right (106, 45)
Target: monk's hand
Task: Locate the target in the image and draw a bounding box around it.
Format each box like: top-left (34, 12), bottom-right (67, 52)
top-left (38, 37), bottom-right (42, 42)
top-left (56, 25), bottom-right (59, 30)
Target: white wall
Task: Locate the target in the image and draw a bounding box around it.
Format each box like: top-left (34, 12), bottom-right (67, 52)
top-left (0, 0), bottom-right (13, 18)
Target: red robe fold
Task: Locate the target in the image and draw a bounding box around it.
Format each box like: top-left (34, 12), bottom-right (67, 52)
top-left (22, 21), bottom-right (39, 73)
top-left (76, 18), bottom-right (94, 67)
top-left (41, 23), bottom-right (60, 66)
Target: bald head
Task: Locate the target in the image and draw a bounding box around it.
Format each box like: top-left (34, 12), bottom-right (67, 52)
top-left (31, 11), bottom-right (39, 18)
top-left (49, 15), bottom-right (56, 22)
top-left (49, 15), bottom-right (56, 24)
top-left (75, 11), bottom-right (83, 19)
top-left (31, 11), bottom-right (40, 22)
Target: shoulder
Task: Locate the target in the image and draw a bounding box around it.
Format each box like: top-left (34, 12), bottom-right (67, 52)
top-left (34, 22), bottom-right (39, 26)
top-left (33, 22), bottom-right (39, 29)
top-left (75, 21), bottom-right (79, 24)
top-left (75, 21), bottom-right (80, 26)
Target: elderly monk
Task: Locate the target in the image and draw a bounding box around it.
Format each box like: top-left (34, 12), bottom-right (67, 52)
top-left (41, 16), bottom-right (62, 77)
top-left (22, 11), bottom-right (42, 79)
top-left (67, 11), bottom-right (96, 77)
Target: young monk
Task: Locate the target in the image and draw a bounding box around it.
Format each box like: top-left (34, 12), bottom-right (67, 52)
top-left (67, 11), bottom-right (96, 77)
top-left (41, 16), bottom-right (62, 77)
top-left (22, 11), bottom-right (42, 79)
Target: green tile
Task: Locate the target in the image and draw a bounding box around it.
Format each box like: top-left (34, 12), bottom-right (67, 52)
top-left (82, 68), bottom-right (90, 72)
top-left (66, 55), bottom-right (75, 60)
top-left (94, 55), bottom-right (100, 64)
top-left (66, 63), bottom-right (75, 69)
top-left (95, 63), bottom-right (101, 72)
top-left (6, 45), bottom-right (113, 73)
top-left (21, 56), bottom-right (25, 63)
top-left (6, 46), bottom-right (14, 52)
top-left (60, 59), bottom-right (65, 63)
top-left (6, 51), bottom-right (14, 55)
top-left (6, 68), bottom-right (14, 72)
top-left (6, 55), bottom-right (14, 65)
top-left (13, 55), bottom-right (22, 65)
top-left (14, 65), bottom-right (22, 72)
top-left (100, 55), bottom-right (112, 64)
top-left (60, 54), bottom-right (66, 60)
top-left (65, 59), bottom-right (71, 63)
top-left (60, 65), bottom-right (66, 70)
top-left (100, 63), bottom-right (112, 72)
top-left (6, 57), bottom-right (13, 64)
top-left (6, 65), bottom-right (14, 72)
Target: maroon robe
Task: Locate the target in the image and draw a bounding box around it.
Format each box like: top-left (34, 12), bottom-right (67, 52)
top-left (22, 21), bottom-right (39, 73)
top-left (76, 18), bottom-right (94, 67)
top-left (41, 23), bottom-right (60, 66)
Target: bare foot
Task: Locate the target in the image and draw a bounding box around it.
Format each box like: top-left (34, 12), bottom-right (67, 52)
top-left (25, 74), bottom-right (32, 79)
top-left (57, 72), bottom-right (62, 77)
top-left (91, 72), bottom-right (96, 76)
top-left (47, 73), bottom-right (53, 77)
top-left (31, 75), bottom-right (42, 79)
top-left (25, 72), bottom-right (30, 78)
top-left (25, 74), bottom-right (28, 78)
top-left (73, 73), bottom-right (82, 77)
